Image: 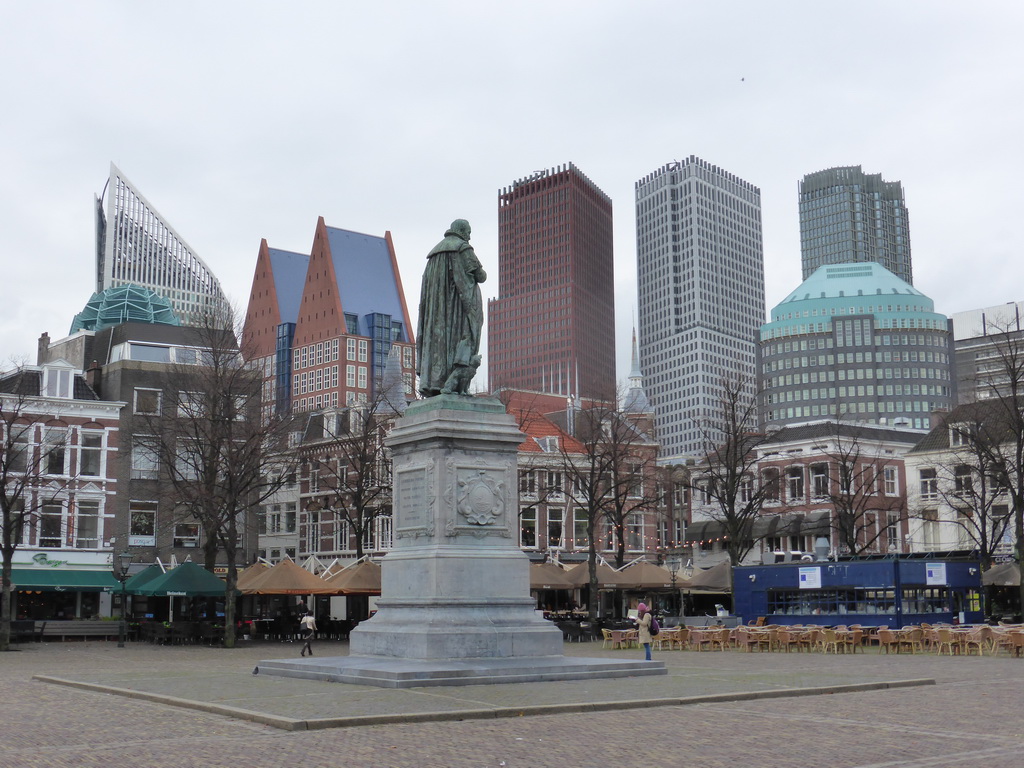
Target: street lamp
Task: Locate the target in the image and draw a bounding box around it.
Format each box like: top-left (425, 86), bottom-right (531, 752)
top-left (113, 550), bottom-right (133, 649)
top-left (665, 555), bottom-right (682, 617)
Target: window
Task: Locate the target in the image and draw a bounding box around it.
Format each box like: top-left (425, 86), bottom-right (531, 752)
top-left (7, 424), bottom-right (31, 473)
top-left (787, 467), bottom-right (804, 501)
top-left (79, 432), bottom-right (103, 476)
top-left (175, 439), bottom-right (200, 480)
top-left (173, 523), bottom-right (200, 548)
top-left (921, 509), bottom-right (940, 549)
top-left (43, 427), bottom-right (66, 475)
top-left (358, 340), bottom-right (368, 363)
top-left (74, 499), bottom-right (100, 548)
top-left (627, 513), bottom-right (643, 550)
top-left (129, 501), bottom-right (157, 547)
top-left (762, 468), bottom-right (780, 502)
top-left (547, 507), bottom-right (563, 548)
top-left (346, 365), bottom-right (356, 387)
top-left (357, 366), bottom-right (368, 389)
top-left (547, 471), bottom-right (563, 499)
top-left (347, 338), bottom-right (357, 361)
top-left (919, 468), bottom-right (938, 500)
top-left (520, 507), bottom-right (537, 548)
top-left (131, 438), bottom-right (160, 480)
top-left (573, 508), bottom-right (589, 548)
top-left (177, 391), bottom-right (205, 418)
top-left (43, 366), bottom-right (73, 398)
top-left (285, 503), bottom-right (297, 532)
top-left (885, 512), bottom-right (899, 550)
top-left (811, 464), bottom-right (829, 498)
top-left (39, 503), bottom-right (64, 547)
top-left (375, 511), bottom-right (393, 550)
top-left (883, 467), bottom-right (898, 496)
top-left (519, 470), bottom-right (537, 498)
top-left (739, 476), bottom-right (754, 504)
top-left (954, 465), bottom-right (973, 495)
top-left (134, 388), bottom-right (162, 415)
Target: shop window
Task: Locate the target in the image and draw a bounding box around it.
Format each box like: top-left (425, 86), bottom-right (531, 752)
top-left (173, 523), bottom-right (200, 548)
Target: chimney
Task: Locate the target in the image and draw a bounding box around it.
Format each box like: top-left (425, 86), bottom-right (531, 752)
top-left (37, 332), bottom-right (50, 365)
top-left (86, 360), bottom-right (102, 397)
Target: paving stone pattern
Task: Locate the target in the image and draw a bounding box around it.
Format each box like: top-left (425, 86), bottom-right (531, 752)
top-left (2, 640), bottom-right (1022, 768)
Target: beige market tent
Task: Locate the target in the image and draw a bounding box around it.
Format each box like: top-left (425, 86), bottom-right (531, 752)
top-left (325, 560), bottom-right (382, 595)
top-left (240, 559), bottom-right (336, 595)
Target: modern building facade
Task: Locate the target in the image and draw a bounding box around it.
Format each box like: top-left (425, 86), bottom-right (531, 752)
top-left (488, 164), bottom-right (615, 400)
top-left (951, 300), bottom-right (1024, 403)
top-left (95, 163), bottom-right (229, 326)
top-left (635, 156), bottom-right (765, 459)
top-left (242, 217), bottom-right (416, 416)
top-left (799, 165), bottom-right (912, 284)
top-left (38, 311), bottom-right (261, 568)
top-left (759, 263), bottom-right (954, 430)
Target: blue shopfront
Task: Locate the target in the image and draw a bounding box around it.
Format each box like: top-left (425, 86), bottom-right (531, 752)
top-left (733, 559), bottom-right (983, 629)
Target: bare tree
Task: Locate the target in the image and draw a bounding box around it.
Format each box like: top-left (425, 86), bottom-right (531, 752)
top-left (689, 375), bottom-right (774, 569)
top-left (552, 397), bottom-right (664, 618)
top-left (143, 311), bottom-right (292, 648)
top-left (303, 386), bottom-right (398, 562)
top-left (949, 320), bottom-right (1024, 614)
top-left (822, 423), bottom-right (907, 556)
top-left (0, 384), bottom-right (69, 651)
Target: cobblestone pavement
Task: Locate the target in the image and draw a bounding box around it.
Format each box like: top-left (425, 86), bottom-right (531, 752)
top-left (2, 640), bottom-right (1023, 768)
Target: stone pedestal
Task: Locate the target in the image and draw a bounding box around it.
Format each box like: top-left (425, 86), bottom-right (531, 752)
top-left (349, 395), bottom-right (562, 659)
top-left (259, 396), bottom-right (664, 687)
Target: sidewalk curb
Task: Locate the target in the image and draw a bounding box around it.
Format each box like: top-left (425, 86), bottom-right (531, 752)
top-left (33, 675), bottom-right (935, 732)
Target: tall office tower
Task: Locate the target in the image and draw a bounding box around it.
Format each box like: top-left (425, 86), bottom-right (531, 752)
top-left (635, 157), bottom-right (765, 460)
top-left (759, 263), bottom-right (954, 430)
top-left (487, 163), bottom-right (615, 400)
top-left (799, 165), bottom-right (912, 284)
top-left (242, 217), bottom-right (416, 416)
top-left (95, 163), bottom-right (230, 326)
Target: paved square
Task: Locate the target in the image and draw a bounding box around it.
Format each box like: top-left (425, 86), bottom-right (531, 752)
top-left (2, 639), bottom-right (1022, 767)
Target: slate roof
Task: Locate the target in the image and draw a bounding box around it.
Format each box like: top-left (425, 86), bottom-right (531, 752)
top-left (267, 247), bottom-right (310, 325)
top-left (325, 227), bottom-right (407, 339)
top-left (762, 420), bottom-right (924, 449)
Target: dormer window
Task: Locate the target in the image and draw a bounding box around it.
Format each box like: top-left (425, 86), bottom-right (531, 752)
top-left (42, 365), bottom-right (73, 399)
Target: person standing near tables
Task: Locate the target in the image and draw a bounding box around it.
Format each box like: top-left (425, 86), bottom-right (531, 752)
top-left (636, 602), bottom-right (654, 661)
top-left (299, 612), bottom-right (317, 657)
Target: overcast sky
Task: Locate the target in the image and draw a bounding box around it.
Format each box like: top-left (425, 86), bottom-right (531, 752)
top-left (1, 1), bottom-right (1021, 387)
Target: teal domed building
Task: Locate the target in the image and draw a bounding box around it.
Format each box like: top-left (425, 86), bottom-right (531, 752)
top-left (758, 263), bottom-right (954, 430)
top-left (70, 283), bottom-right (181, 333)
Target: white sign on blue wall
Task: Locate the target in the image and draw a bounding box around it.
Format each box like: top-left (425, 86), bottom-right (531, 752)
top-left (798, 566), bottom-right (821, 589)
top-left (925, 562), bottom-right (947, 586)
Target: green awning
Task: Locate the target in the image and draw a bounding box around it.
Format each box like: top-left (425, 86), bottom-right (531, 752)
top-left (10, 568), bottom-right (120, 592)
top-left (132, 561), bottom-right (232, 597)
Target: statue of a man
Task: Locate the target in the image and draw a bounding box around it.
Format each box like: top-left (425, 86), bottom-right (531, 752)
top-left (416, 219), bottom-right (487, 397)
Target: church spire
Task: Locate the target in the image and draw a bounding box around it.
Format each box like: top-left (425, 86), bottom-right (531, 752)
top-left (622, 327), bottom-right (651, 413)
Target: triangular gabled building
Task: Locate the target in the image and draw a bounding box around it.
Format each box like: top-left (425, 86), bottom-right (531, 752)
top-left (243, 217), bottom-right (415, 415)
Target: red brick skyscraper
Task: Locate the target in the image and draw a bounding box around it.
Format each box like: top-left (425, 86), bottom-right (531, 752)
top-left (487, 164), bottom-right (615, 400)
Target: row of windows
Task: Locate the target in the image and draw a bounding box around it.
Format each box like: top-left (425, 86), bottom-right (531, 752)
top-left (19, 498), bottom-right (111, 549)
top-left (4, 425), bottom-right (107, 478)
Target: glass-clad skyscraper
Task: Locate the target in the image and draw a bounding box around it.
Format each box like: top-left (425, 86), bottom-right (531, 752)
top-left (95, 163), bottom-right (228, 327)
top-left (799, 165), bottom-right (912, 284)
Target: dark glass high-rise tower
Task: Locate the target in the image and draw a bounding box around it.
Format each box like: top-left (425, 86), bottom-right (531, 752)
top-left (487, 164), bottom-right (615, 399)
top-left (799, 166), bottom-right (912, 284)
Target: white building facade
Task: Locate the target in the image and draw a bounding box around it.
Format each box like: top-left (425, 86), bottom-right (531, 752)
top-left (635, 156), bottom-right (765, 459)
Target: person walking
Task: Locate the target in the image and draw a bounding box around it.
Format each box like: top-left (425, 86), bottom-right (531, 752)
top-left (636, 602), bottom-right (653, 661)
top-left (299, 612), bottom-right (317, 657)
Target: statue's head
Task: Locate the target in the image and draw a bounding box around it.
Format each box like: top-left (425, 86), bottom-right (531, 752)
top-left (446, 219), bottom-right (472, 240)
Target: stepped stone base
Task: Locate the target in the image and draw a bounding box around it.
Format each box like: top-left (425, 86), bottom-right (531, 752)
top-left (256, 655), bottom-right (666, 688)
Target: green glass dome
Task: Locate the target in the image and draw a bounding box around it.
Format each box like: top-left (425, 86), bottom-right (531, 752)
top-left (70, 284), bottom-right (181, 333)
